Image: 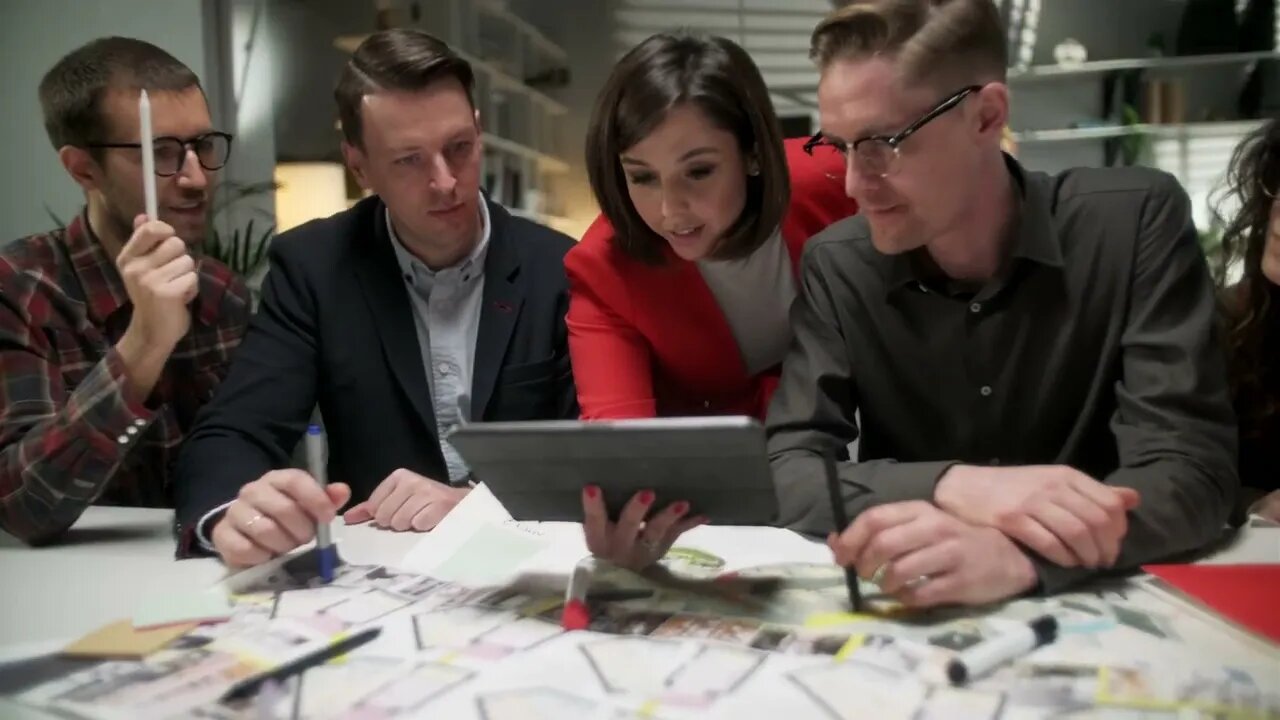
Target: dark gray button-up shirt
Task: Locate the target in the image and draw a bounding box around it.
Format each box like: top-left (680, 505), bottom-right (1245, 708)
top-left (767, 160), bottom-right (1238, 592)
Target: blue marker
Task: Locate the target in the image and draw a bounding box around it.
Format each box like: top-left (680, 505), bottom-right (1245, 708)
top-left (305, 424), bottom-right (337, 583)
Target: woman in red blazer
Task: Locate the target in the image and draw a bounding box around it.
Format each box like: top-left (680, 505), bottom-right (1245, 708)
top-left (567, 33), bottom-right (857, 569)
top-left (568, 45), bottom-right (856, 421)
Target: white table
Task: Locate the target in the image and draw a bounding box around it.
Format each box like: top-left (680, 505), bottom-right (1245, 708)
top-left (0, 508), bottom-right (1275, 720)
top-left (0, 507), bottom-right (423, 651)
top-left (3, 507), bottom-right (1276, 652)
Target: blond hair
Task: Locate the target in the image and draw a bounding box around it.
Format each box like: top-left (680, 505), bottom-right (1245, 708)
top-left (810, 0), bottom-right (1007, 88)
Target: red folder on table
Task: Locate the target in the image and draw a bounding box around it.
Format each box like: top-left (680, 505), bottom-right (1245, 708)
top-left (1142, 564), bottom-right (1280, 644)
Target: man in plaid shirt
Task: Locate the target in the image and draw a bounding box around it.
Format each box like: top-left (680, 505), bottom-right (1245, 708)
top-left (0, 37), bottom-right (249, 544)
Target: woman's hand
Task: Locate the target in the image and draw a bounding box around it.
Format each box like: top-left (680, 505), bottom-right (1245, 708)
top-left (580, 485), bottom-right (707, 570)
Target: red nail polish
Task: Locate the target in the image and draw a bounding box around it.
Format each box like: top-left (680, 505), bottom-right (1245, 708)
top-left (638, 489), bottom-right (655, 505)
top-left (671, 501), bottom-right (690, 516)
top-left (584, 485), bottom-right (600, 499)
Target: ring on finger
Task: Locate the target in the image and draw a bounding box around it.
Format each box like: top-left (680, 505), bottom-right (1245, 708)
top-left (904, 574), bottom-right (931, 590)
top-left (244, 513), bottom-right (264, 531)
top-left (637, 536), bottom-right (661, 557)
top-left (870, 563), bottom-right (889, 586)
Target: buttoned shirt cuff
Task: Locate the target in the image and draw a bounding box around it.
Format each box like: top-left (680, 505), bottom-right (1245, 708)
top-left (1028, 556), bottom-right (1092, 595)
top-left (82, 348), bottom-right (157, 452)
top-left (862, 460), bottom-right (960, 505)
top-left (196, 500), bottom-right (234, 552)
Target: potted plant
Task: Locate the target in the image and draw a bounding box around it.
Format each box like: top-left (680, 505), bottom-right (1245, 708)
top-left (206, 179), bottom-right (277, 307)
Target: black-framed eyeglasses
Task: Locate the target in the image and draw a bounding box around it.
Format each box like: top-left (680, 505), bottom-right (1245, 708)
top-left (86, 131), bottom-right (234, 176)
top-left (804, 85), bottom-right (983, 178)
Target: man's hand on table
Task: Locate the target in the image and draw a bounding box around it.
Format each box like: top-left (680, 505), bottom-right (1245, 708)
top-left (934, 464), bottom-right (1140, 569)
top-left (828, 500), bottom-right (1039, 608)
top-left (342, 469), bottom-right (469, 532)
top-left (211, 470), bottom-right (350, 568)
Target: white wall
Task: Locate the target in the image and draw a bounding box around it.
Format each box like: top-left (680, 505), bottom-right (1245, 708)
top-left (267, 0), bottom-right (375, 162)
top-left (0, 0), bottom-right (211, 241)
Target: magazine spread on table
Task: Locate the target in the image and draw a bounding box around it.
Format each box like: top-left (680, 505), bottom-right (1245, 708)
top-left (5, 485), bottom-right (1278, 720)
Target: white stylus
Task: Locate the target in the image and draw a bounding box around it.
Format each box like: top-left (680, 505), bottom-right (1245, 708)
top-left (139, 90), bottom-right (158, 220)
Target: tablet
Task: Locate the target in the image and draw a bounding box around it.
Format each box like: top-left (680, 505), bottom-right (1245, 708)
top-left (447, 416), bottom-right (779, 525)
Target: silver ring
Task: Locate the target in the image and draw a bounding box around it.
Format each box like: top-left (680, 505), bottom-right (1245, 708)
top-left (244, 513), bottom-right (264, 531)
top-left (904, 574), bottom-right (931, 589)
top-left (637, 537), bottom-right (660, 557)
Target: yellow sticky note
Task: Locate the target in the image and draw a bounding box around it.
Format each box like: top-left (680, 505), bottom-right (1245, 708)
top-left (63, 619), bottom-right (197, 659)
top-left (803, 611), bottom-right (878, 629)
top-left (834, 634), bottom-right (867, 661)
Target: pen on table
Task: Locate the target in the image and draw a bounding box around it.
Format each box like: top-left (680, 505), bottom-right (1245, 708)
top-left (822, 450), bottom-right (863, 613)
top-left (946, 615), bottom-right (1058, 685)
top-left (138, 90), bottom-right (158, 221)
top-left (219, 626), bottom-right (381, 702)
top-left (305, 424), bottom-right (337, 584)
top-left (562, 556), bottom-right (595, 631)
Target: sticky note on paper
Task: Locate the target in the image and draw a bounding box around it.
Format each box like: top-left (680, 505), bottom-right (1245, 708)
top-left (63, 619), bottom-right (197, 659)
top-left (133, 590), bottom-right (233, 630)
top-left (803, 612), bottom-right (877, 629)
top-left (430, 522), bottom-right (549, 586)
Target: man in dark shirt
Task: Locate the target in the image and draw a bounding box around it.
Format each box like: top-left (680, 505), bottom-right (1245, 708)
top-left (768, 0), bottom-right (1237, 606)
top-left (0, 37), bottom-right (249, 544)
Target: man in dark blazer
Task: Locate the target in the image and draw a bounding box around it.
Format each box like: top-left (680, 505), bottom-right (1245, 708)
top-left (175, 29), bottom-right (577, 565)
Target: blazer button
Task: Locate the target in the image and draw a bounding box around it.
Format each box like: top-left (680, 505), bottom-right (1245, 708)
top-left (703, 400), bottom-right (710, 409)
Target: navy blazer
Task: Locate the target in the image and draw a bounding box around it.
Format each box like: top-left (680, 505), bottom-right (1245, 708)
top-left (175, 195), bottom-right (577, 541)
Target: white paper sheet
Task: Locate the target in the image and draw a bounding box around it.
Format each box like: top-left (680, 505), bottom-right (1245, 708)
top-left (400, 484), bottom-right (835, 585)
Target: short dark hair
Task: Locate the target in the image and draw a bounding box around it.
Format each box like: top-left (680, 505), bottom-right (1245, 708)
top-left (810, 0), bottom-right (1007, 89)
top-left (335, 29), bottom-right (476, 148)
top-left (585, 33), bottom-right (789, 264)
top-left (38, 36), bottom-right (201, 152)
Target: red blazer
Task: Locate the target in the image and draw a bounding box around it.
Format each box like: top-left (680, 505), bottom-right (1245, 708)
top-left (565, 137), bottom-right (858, 420)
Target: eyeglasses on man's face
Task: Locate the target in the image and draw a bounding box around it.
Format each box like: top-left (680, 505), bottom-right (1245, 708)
top-left (86, 131), bottom-right (234, 177)
top-left (804, 85), bottom-right (983, 178)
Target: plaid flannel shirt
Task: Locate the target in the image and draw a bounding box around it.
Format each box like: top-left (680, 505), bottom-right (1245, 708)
top-left (0, 212), bottom-right (249, 544)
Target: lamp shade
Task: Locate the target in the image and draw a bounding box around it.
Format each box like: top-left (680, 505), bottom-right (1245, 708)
top-left (274, 162), bottom-right (348, 233)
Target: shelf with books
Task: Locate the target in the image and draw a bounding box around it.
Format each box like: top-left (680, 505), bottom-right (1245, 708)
top-left (1012, 119), bottom-right (1267, 144)
top-left (1007, 51), bottom-right (1279, 83)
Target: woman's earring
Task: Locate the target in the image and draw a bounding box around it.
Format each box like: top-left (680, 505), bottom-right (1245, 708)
top-left (747, 161), bottom-right (760, 176)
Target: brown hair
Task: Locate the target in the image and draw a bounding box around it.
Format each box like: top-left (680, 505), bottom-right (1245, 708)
top-left (810, 0), bottom-right (1007, 88)
top-left (39, 37), bottom-right (200, 153)
top-left (1216, 118), bottom-right (1280, 438)
top-left (335, 29), bottom-right (475, 149)
top-left (585, 33), bottom-right (788, 264)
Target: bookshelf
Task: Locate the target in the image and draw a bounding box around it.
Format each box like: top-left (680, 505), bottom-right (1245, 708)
top-left (1008, 50), bottom-right (1280, 83)
top-left (1012, 119), bottom-right (1267, 145)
